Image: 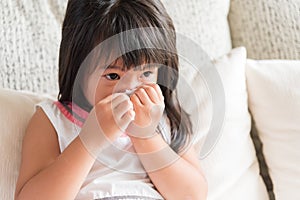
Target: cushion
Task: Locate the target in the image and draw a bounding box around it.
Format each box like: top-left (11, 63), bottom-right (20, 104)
top-left (177, 47), bottom-right (269, 199)
top-left (228, 0), bottom-right (300, 59)
top-left (246, 59), bottom-right (300, 199)
top-left (0, 89), bottom-right (52, 199)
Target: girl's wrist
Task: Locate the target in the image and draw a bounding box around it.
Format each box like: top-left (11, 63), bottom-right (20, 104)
top-left (127, 130), bottom-right (158, 140)
top-left (129, 133), bottom-right (179, 173)
top-left (129, 133), bottom-right (168, 154)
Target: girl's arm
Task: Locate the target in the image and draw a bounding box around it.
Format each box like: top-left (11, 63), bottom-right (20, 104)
top-left (15, 108), bottom-right (96, 200)
top-left (130, 135), bottom-right (208, 200)
top-left (127, 84), bottom-right (207, 199)
top-left (15, 94), bottom-right (134, 200)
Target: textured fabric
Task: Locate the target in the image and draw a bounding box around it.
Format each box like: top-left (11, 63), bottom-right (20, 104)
top-left (246, 59), bottom-right (300, 200)
top-left (229, 0), bottom-right (300, 59)
top-left (177, 47), bottom-right (269, 200)
top-left (0, 0), bottom-right (68, 94)
top-left (161, 0), bottom-right (232, 59)
top-left (0, 0), bottom-right (231, 94)
top-left (36, 100), bottom-right (168, 200)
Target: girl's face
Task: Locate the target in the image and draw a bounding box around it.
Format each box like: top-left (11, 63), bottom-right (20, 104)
top-left (83, 59), bottom-right (159, 106)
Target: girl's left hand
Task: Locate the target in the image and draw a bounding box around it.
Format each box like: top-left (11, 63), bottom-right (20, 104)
top-left (126, 84), bottom-right (165, 138)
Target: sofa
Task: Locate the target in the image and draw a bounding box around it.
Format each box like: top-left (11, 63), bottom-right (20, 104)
top-left (0, 0), bottom-right (299, 200)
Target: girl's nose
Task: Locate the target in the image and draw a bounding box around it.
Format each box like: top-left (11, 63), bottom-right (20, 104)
top-left (114, 71), bottom-right (142, 93)
top-left (124, 73), bottom-right (141, 89)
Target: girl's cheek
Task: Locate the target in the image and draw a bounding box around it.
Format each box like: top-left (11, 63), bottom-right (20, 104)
top-left (94, 84), bottom-right (114, 103)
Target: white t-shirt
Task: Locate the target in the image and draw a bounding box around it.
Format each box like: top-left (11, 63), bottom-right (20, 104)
top-left (37, 100), bottom-right (171, 200)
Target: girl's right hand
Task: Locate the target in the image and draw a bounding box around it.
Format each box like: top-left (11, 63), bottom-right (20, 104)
top-left (79, 93), bottom-right (135, 156)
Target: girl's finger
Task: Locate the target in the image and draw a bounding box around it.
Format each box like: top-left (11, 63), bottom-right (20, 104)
top-left (141, 85), bottom-right (160, 103)
top-left (119, 110), bottom-right (135, 129)
top-left (113, 99), bottom-right (133, 119)
top-left (134, 88), bottom-right (152, 105)
top-left (151, 84), bottom-right (164, 102)
top-left (111, 93), bottom-right (130, 109)
top-left (143, 83), bottom-right (164, 102)
top-left (98, 92), bottom-right (125, 105)
top-left (130, 93), bottom-right (142, 107)
top-left (122, 109), bottom-right (135, 121)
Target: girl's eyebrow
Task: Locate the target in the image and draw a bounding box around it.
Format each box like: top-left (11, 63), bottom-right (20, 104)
top-left (104, 63), bottom-right (160, 71)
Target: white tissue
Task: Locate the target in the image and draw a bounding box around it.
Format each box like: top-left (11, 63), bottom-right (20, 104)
top-left (125, 89), bottom-right (136, 96)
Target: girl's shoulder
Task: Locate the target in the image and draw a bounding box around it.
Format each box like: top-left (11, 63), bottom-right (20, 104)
top-left (35, 100), bottom-right (82, 151)
top-left (36, 99), bottom-right (66, 118)
top-left (37, 100), bottom-right (88, 128)
top-left (27, 99), bottom-right (62, 147)
top-left (25, 99), bottom-right (60, 139)
top-left (36, 99), bottom-right (58, 117)
top-left (35, 100), bottom-right (66, 134)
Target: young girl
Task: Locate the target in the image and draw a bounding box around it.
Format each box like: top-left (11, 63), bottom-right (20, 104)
top-left (15, 0), bottom-right (207, 199)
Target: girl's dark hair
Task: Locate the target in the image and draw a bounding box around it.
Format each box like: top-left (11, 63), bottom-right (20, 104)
top-left (58, 0), bottom-right (192, 153)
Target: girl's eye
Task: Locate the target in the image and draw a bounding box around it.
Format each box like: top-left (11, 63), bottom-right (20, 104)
top-left (105, 73), bottom-right (120, 80)
top-left (142, 71), bottom-right (153, 78)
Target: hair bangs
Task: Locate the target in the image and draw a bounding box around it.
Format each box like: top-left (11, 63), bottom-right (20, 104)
top-left (90, 26), bottom-right (175, 71)
top-left (87, 0), bottom-right (177, 71)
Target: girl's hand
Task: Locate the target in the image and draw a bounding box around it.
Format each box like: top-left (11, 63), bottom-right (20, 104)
top-left (80, 93), bottom-right (135, 156)
top-left (96, 93), bottom-right (136, 139)
top-left (126, 84), bottom-right (165, 138)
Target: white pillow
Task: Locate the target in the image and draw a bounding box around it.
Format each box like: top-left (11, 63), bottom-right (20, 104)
top-left (246, 59), bottom-right (300, 200)
top-left (177, 47), bottom-right (269, 200)
top-left (0, 89), bottom-right (52, 200)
